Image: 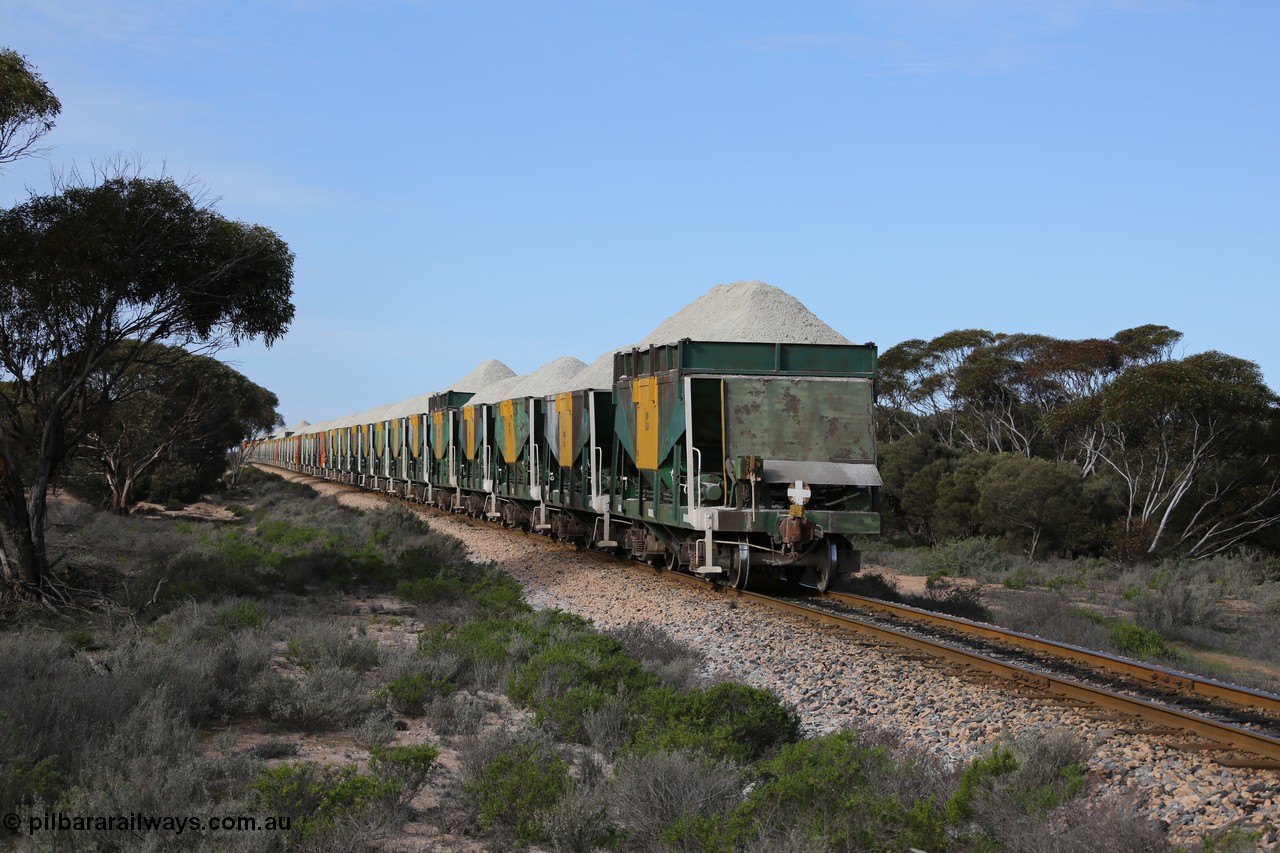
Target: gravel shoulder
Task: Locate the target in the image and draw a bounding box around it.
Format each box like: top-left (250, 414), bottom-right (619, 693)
top-left (275, 470), bottom-right (1280, 849)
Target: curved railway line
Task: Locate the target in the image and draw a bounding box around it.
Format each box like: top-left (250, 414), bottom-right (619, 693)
top-left (760, 588), bottom-right (1280, 769)
top-left (270, 462), bottom-right (1280, 772)
top-left (472, 503), bottom-right (1280, 771)
top-left (591, 548), bottom-right (1280, 770)
top-left (266, 467), bottom-right (1280, 845)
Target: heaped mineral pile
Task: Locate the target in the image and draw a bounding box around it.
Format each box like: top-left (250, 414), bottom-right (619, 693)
top-left (306, 280), bottom-right (845, 425)
top-left (571, 279), bottom-right (847, 390)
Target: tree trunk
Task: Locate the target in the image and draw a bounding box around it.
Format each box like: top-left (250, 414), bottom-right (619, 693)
top-left (111, 472), bottom-right (134, 516)
top-left (0, 465), bottom-right (43, 588)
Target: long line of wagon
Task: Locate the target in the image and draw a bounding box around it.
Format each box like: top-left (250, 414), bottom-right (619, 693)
top-left (249, 338), bottom-right (882, 592)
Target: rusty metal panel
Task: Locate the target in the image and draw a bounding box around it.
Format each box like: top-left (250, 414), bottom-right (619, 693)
top-left (724, 376), bottom-right (874, 464)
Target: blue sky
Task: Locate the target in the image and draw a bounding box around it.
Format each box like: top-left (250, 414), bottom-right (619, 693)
top-left (3, 0), bottom-right (1277, 426)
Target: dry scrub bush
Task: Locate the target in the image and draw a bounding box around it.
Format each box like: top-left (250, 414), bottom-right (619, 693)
top-left (606, 621), bottom-right (708, 691)
top-left (994, 795), bottom-right (1172, 853)
top-left (543, 784), bottom-right (616, 853)
top-left (54, 692), bottom-right (260, 852)
top-left (256, 664), bottom-right (371, 732)
top-left (1133, 577), bottom-right (1223, 633)
top-left (998, 591), bottom-right (1115, 650)
top-left (607, 750), bottom-right (745, 850)
top-left (124, 634), bottom-right (273, 725)
top-left (246, 738), bottom-right (300, 760)
top-left (282, 617), bottom-right (379, 672)
top-left (347, 711), bottom-right (398, 752)
top-left (43, 499), bottom-right (193, 577)
top-left (0, 634), bottom-right (225, 779)
top-left (582, 695), bottom-right (632, 756)
top-left (847, 725), bottom-right (960, 807)
top-left (424, 694), bottom-right (486, 737)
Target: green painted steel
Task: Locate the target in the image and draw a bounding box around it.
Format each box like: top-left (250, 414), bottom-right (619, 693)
top-left (493, 398), bottom-right (549, 504)
top-left (723, 377), bottom-right (875, 464)
top-left (614, 340), bottom-right (876, 380)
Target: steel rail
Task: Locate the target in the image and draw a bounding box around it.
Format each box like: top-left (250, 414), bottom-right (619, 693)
top-left (714, 586), bottom-right (1280, 766)
top-left (824, 591), bottom-right (1280, 717)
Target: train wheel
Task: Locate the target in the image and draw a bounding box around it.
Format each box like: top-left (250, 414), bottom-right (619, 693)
top-left (664, 546), bottom-right (681, 572)
top-left (816, 540), bottom-right (838, 593)
top-left (724, 543), bottom-right (750, 590)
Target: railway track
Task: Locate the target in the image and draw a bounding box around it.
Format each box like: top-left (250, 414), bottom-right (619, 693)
top-left (271, 467), bottom-right (1280, 770)
top-left (548, 539), bottom-right (1280, 770)
top-left (735, 584), bottom-right (1280, 769)
top-left (822, 591), bottom-right (1280, 727)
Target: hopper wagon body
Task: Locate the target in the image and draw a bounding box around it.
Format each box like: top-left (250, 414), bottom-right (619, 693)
top-left (248, 338), bottom-right (880, 591)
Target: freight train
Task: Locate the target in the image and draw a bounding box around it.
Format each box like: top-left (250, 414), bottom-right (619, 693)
top-left (248, 338), bottom-right (881, 592)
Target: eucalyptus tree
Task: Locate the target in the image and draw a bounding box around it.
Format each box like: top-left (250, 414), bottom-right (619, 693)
top-left (880, 325), bottom-right (1185, 463)
top-left (877, 329), bottom-right (1003, 447)
top-left (0, 173), bottom-right (294, 590)
top-left (0, 48), bottom-right (61, 168)
top-left (82, 342), bottom-right (281, 514)
top-left (977, 454), bottom-right (1087, 560)
top-left (1051, 352), bottom-right (1280, 557)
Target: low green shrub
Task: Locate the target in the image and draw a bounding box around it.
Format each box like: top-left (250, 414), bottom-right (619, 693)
top-left (255, 518), bottom-right (324, 548)
top-left (1110, 621), bottom-right (1168, 658)
top-left (1201, 826), bottom-right (1269, 852)
top-left (632, 682), bottom-right (800, 763)
top-left (252, 760), bottom-right (396, 839)
top-left (508, 631), bottom-right (659, 742)
top-left (947, 744), bottom-right (1019, 823)
top-left (467, 574), bottom-right (532, 616)
top-left (423, 611), bottom-right (585, 690)
top-left (0, 755), bottom-right (66, 818)
top-left (394, 576), bottom-right (465, 605)
top-left (713, 729), bottom-right (949, 852)
top-left (464, 740), bottom-right (570, 846)
top-left (907, 537), bottom-right (1009, 578)
top-left (60, 628), bottom-right (96, 651)
top-left (1003, 567), bottom-right (1039, 590)
top-left (211, 601), bottom-right (268, 631)
top-left (369, 743), bottom-right (439, 809)
top-left (378, 673), bottom-right (454, 717)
